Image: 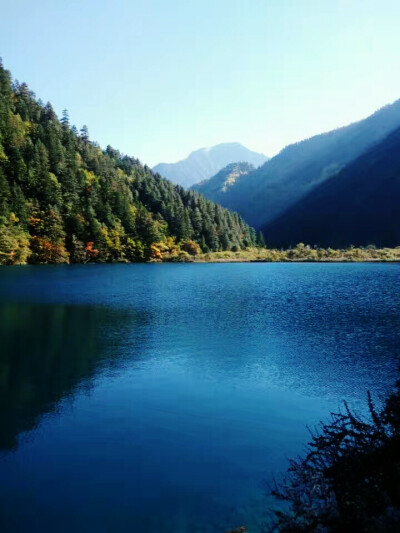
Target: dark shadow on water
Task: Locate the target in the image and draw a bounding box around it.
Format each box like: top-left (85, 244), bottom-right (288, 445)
top-left (0, 303), bottom-right (139, 451)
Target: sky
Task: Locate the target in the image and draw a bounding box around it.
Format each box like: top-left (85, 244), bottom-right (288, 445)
top-left (1, 0), bottom-right (400, 166)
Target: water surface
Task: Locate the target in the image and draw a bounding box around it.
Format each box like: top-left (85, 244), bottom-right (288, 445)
top-left (0, 263), bottom-right (399, 532)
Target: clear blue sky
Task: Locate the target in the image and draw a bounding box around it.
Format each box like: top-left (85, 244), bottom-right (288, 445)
top-left (1, 0), bottom-right (400, 166)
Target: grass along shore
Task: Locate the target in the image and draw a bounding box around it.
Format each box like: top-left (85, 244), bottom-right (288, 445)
top-left (191, 244), bottom-right (400, 263)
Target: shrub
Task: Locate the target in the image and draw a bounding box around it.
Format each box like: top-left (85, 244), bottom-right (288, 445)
top-left (269, 377), bottom-right (400, 532)
top-left (181, 239), bottom-right (201, 255)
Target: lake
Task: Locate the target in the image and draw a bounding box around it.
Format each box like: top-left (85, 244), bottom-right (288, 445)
top-left (0, 263), bottom-right (399, 532)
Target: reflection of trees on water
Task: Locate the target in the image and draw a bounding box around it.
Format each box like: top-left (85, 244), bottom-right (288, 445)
top-left (0, 303), bottom-right (145, 451)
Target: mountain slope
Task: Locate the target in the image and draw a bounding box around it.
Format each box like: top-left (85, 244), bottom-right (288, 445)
top-left (196, 100), bottom-right (400, 229)
top-left (262, 126), bottom-right (400, 248)
top-left (153, 142), bottom-right (268, 188)
top-left (192, 162), bottom-right (255, 197)
top-left (0, 61), bottom-right (256, 264)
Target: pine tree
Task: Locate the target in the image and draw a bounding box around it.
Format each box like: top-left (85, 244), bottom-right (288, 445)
top-left (257, 230), bottom-right (265, 247)
top-left (61, 109), bottom-right (69, 127)
top-left (80, 125), bottom-right (89, 143)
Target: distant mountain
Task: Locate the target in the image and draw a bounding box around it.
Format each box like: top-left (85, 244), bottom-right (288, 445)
top-left (195, 100), bottom-right (400, 229)
top-left (262, 126), bottom-right (400, 248)
top-left (153, 142), bottom-right (268, 188)
top-left (192, 162), bottom-right (255, 197)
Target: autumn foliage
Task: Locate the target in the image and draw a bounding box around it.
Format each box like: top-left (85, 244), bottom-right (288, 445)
top-left (29, 236), bottom-right (69, 264)
top-left (85, 241), bottom-right (99, 261)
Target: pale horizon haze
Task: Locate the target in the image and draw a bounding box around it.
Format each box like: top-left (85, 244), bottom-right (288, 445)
top-left (1, 0), bottom-right (400, 166)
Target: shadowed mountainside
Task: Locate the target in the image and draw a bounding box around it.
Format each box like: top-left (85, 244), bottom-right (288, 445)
top-left (262, 126), bottom-right (400, 248)
top-left (194, 100), bottom-right (400, 231)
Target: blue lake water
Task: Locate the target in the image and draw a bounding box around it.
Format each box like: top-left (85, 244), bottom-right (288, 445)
top-left (0, 263), bottom-right (399, 532)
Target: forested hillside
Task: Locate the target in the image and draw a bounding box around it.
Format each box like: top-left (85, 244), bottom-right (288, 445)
top-left (0, 61), bottom-right (256, 264)
top-left (195, 100), bottom-right (400, 229)
top-left (192, 161), bottom-right (255, 197)
top-left (262, 126), bottom-right (400, 248)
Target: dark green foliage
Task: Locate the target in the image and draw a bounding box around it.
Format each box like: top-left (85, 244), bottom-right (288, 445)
top-left (263, 127), bottom-right (400, 248)
top-left (257, 231), bottom-right (266, 247)
top-left (269, 378), bottom-right (400, 532)
top-left (0, 62), bottom-right (256, 264)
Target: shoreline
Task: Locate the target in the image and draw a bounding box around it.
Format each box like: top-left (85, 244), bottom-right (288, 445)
top-left (2, 245), bottom-right (400, 266)
top-left (2, 258), bottom-right (400, 266)
top-left (192, 257), bottom-right (400, 263)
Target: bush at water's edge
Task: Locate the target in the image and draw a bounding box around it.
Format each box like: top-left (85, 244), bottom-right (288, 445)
top-left (266, 372), bottom-right (400, 532)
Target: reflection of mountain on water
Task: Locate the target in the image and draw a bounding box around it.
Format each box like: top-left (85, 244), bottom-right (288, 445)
top-left (0, 303), bottom-right (142, 451)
